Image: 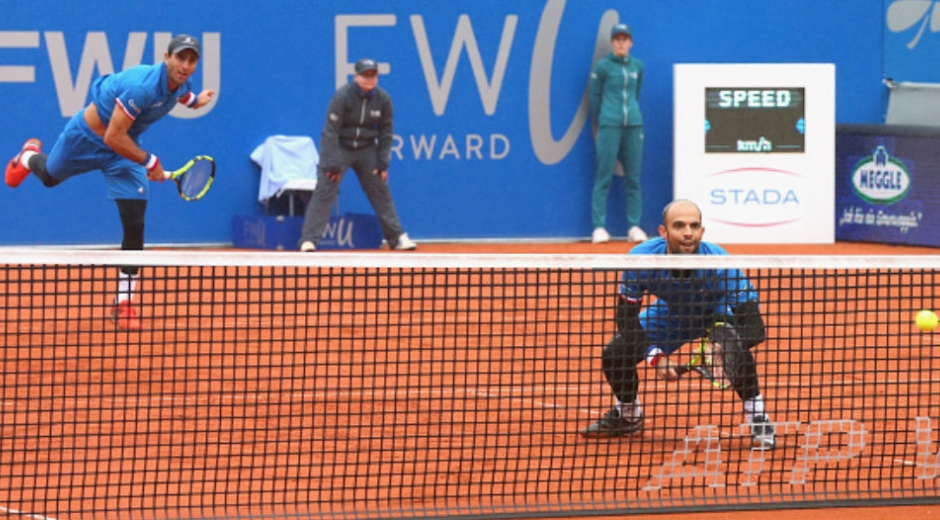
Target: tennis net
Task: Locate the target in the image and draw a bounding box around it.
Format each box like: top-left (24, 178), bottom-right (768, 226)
top-left (1, 249), bottom-right (939, 519)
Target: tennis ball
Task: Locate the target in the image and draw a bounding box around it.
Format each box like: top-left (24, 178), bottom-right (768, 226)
top-left (915, 309), bottom-right (938, 332)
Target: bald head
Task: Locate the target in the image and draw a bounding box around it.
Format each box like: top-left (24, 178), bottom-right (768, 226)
top-left (659, 199), bottom-right (704, 254)
top-left (661, 199), bottom-right (702, 225)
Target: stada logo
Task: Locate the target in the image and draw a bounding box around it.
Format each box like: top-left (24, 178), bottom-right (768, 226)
top-left (851, 145), bottom-right (911, 204)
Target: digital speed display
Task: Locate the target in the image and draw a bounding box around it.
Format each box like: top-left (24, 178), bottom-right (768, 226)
top-left (705, 87), bottom-right (805, 153)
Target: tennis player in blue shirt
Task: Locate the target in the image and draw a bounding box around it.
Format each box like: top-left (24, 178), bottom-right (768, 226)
top-left (5, 34), bottom-right (216, 330)
top-left (580, 199), bottom-right (776, 449)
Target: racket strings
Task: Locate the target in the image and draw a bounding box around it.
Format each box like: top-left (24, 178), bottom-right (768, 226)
top-left (703, 340), bottom-right (725, 382)
top-left (177, 160), bottom-right (214, 200)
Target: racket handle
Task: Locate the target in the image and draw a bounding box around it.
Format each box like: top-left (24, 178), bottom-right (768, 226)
top-left (674, 365), bottom-right (690, 377)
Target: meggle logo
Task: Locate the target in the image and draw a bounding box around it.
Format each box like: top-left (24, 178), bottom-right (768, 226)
top-left (851, 146), bottom-right (910, 205)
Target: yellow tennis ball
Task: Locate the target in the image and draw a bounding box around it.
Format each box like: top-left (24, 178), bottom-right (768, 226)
top-left (916, 310), bottom-right (938, 332)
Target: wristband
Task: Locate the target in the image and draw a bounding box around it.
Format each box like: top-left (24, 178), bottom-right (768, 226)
top-left (646, 347), bottom-right (665, 366)
top-left (183, 92), bottom-right (198, 108)
top-left (142, 153), bottom-right (160, 172)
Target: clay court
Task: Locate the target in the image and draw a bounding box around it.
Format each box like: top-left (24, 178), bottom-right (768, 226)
top-left (1, 239), bottom-right (939, 519)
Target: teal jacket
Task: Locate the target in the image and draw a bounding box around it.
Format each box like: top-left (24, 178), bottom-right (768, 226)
top-left (590, 52), bottom-right (644, 128)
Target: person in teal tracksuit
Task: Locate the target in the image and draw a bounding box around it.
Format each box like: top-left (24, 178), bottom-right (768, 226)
top-left (589, 23), bottom-right (648, 244)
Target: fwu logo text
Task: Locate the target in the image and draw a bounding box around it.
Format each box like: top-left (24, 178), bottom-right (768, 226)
top-left (887, 0), bottom-right (940, 48)
top-left (0, 31), bottom-right (220, 118)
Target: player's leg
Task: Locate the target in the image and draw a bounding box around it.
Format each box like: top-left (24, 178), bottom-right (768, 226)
top-left (350, 148), bottom-right (414, 250)
top-left (109, 198), bottom-right (146, 330)
top-left (580, 325), bottom-right (648, 438)
top-left (713, 301), bottom-right (775, 448)
top-left (620, 126), bottom-right (646, 241)
top-left (591, 127), bottom-right (620, 239)
top-left (102, 156), bottom-right (149, 331)
top-left (581, 301), bottom-right (678, 438)
top-left (299, 153), bottom-right (349, 251)
top-left (5, 138), bottom-right (43, 187)
top-left (6, 110), bottom-right (99, 188)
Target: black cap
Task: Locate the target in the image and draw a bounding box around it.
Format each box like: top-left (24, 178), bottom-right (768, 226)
top-left (354, 58), bottom-right (379, 75)
top-left (168, 34), bottom-right (201, 57)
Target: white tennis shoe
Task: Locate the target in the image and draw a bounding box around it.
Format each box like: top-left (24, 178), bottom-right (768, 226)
top-left (627, 226), bottom-right (649, 242)
top-left (592, 227), bottom-right (611, 244)
top-left (395, 233), bottom-right (417, 251)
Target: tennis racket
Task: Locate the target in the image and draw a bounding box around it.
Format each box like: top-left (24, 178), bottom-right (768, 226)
top-left (676, 322), bottom-right (749, 389)
top-left (165, 155), bottom-right (215, 201)
top-left (674, 338), bottom-right (729, 389)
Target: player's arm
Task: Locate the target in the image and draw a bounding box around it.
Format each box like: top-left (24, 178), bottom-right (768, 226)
top-left (614, 293), bottom-right (642, 334)
top-left (103, 105), bottom-right (165, 181)
top-left (178, 89), bottom-right (217, 109)
top-left (648, 349), bottom-right (680, 380)
top-left (615, 274), bottom-right (680, 380)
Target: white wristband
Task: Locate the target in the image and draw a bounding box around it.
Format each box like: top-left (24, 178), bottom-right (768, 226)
top-left (645, 347), bottom-right (665, 365)
top-left (142, 153), bottom-right (159, 172)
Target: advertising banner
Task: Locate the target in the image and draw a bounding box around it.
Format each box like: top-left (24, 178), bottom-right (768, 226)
top-left (674, 64), bottom-right (836, 243)
top-left (0, 1), bottom-right (886, 246)
top-left (884, 0), bottom-right (940, 83)
top-left (835, 124), bottom-right (940, 246)
top-left (231, 213), bottom-right (382, 251)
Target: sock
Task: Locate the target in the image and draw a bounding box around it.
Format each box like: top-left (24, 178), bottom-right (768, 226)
top-left (20, 150), bottom-right (37, 170)
top-left (743, 394), bottom-right (767, 422)
top-left (115, 272), bottom-right (138, 304)
top-left (616, 397), bottom-right (642, 419)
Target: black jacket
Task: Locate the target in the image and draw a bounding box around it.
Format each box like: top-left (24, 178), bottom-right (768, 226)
top-left (320, 82), bottom-right (394, 171)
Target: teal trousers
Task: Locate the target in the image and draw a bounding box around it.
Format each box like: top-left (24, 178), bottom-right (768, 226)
top-left (592, 125), bottom-right (644, 230)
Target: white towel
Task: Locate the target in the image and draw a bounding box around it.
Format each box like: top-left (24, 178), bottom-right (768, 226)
top-left (250, 135), bottom-right (319, 202)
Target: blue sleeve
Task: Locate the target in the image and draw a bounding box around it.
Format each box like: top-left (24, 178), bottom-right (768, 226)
top-left (713, 268), bottom-right (758, 316)
top-left (620, 269), bottom-right (645, 303)
top-left (697, 242), bottom-right (757, 314)
top-left (116, 85), bottom-right (153, 120)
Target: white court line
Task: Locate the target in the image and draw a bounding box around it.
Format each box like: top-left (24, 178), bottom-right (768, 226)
top-left (0, 505), bottom-right (60, 520)
top-left (0, 374), bottom-right (919, 412)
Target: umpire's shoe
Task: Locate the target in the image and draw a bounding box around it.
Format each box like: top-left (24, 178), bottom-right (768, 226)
top-left (750, 415), bottom-right (776, 450)
top-left (580, 407), bottom-right (644, 438)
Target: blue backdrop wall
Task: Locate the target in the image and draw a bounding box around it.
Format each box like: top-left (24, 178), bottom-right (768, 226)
top-left (0, 0), bottom-right (906, 246)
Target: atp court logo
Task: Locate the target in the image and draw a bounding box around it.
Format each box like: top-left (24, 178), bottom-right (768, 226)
top-left (887, 0), bottom-right (940, 48)
top-left (851, 146), bottom-right (911, 205)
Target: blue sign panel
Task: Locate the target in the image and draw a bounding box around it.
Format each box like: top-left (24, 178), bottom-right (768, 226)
top-left (0, 0), bottom-right (888, 246)
top-left (835, 125), bottom-right (940, 245)
top-left (884, 0), bottom-right (940, 82)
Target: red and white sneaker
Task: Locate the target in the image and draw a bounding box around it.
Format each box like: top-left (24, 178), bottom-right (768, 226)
top-left (109, 300), bottom-right (142, 331)
top-left (5, 138), bottom-right (42, 188)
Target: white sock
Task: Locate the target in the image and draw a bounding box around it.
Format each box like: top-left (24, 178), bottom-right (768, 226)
top-left (20, 150), bottom-right (37, 170)
top-left (743, 394), bottom-right (767, 422)
top-left (616, 397), bottom-right (642, 419)
top-left (115, 272), bottom-right (138, 304)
